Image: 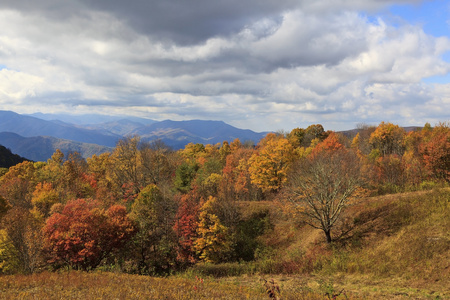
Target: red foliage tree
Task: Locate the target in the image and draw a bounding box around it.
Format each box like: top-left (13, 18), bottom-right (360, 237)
top-left (173, 191), bottom-right (200, 264)
top-left (311, 132), bottom-right (344, 156)
top-left (43, 199), bottom-right (136, 270)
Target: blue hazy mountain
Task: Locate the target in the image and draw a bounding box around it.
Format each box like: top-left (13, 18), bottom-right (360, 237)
top-left (0, 111), bottom-right (268, 161)
top-left (0, 111), bottom-right (120, 147)
top-left (0, 132), bottom-right (113, 162)
top-left (131, 119), bottom-right (267, 149)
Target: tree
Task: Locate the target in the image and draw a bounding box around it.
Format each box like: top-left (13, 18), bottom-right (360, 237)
top-left (111, 136), bottom-right (143, 199)
top-left (0, 161), bottom-right (38, 209)
top-left (351, 123), bottom-right (376, 156)
top-left (174, 161), bottom-right (199, 193)
top-left (173, 190), bottom-right (200, 264)
top-left (140, 140), bottom-right (176, 187)
top-left (193, 197), bottom-right (233, 263)
top-left (1, 207), bottom-right (43, 273)
top-left (129, 184), bottom-right (177, 274)
top-left (304, 124), bottom-right (329, 147)
top-left (287, 127), bottom-right (306, 148)
top-left (373, 154), bottom-right (405, 190)
top-left (311, 132), bottom-right (344, 155)
top-left (249, 133), bottom-right (295, 193)
top-left (31, 182), bottom-right (59, 218)
top-left (286, 149), bottom-right (364, 243)
top-left (61, 152), bottom-right (93, 199)
top-left (43, 199), bottom-right (136, 270)
top-left (420, 122), bottom-right (450, 182)
top-left (369, 122), bottom-right (406, 156)
top-left (86, 152), bottom-right (118, 206)
top-left (221, 147), bottom-right (257, 201)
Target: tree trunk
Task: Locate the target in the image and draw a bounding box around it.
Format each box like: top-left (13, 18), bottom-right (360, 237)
top-left (324, 229), bottom-right (332, 244)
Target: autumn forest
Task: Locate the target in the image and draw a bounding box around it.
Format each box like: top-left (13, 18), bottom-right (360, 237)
top-left (0, 121), bottom-right (449, 298)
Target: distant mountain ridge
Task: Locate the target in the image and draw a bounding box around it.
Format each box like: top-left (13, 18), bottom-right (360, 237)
top-left (0, 110), bottom-right (268, 161)
top-left (132, 120), bottom-right (267, 149)
top-left (0, 111), bottom-right (120, 147)
top-left (27, 112), bottom-right (156, 126)
top-left (0, 132), bottom-right (113, 162)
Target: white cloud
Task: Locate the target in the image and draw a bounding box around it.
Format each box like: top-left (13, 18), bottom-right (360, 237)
top-left (0, 69), bottom-right (43, 100)
top-left (0, 1), bottom-right (448, 132)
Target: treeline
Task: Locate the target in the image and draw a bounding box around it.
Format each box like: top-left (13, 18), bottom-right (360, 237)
top-left (0, 121), bottom-right (448, 275)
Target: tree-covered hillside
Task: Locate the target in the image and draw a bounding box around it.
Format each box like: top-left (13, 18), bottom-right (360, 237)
top-left (0, 121), bottom-right (448, 298)
top-left (0, 144), bottom-right (28, 168)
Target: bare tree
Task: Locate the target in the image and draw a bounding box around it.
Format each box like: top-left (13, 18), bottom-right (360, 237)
top-left (287, 149), bottom-right (363, 243)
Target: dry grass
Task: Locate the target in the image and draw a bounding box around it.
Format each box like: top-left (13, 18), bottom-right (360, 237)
top-left (0, 271), bottom-right (348, 300)
top-left (0, 271), bottom-right (445, 299)
top-left (251, 188), bottom-right (450, 299)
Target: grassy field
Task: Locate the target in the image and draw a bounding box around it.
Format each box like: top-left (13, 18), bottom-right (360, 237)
top-left (0, 270), bottom-right (447, 299)
top-left (0, 188), bottom-right (448, 299)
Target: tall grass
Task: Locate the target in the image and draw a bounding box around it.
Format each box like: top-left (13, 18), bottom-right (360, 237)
top-left (0, 271), bottom-right (369, 299)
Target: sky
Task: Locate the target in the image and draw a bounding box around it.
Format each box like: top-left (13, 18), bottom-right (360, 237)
top-left (0, 0), bottom-right (449, 132)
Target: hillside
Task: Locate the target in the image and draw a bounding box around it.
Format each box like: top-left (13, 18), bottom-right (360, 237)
top-left (0, 119), bottom-right (447, 299)
top-left (187, 188), bottom-right (450, 298)
top-left (0, 132), bottom-right (112, 161)
top-left (0, 189), bottom-right (448, 299)
top-left (0, 144), bottom-right (29, 168)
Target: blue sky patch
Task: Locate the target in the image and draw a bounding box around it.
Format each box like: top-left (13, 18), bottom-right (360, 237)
top-left (389, 0), bottom-right (450, 37)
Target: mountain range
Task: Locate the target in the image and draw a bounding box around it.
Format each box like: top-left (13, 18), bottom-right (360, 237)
top-left (0, 110), bottom-right (268, 162)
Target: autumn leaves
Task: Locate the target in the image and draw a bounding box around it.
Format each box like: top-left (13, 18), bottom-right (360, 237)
top-left (0, 121), bottom-right (448, 274)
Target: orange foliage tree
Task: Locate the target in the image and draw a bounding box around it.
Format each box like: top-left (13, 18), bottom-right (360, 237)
top-left (311, 132), bottom-right (344, 155)
top-left (43, 199), bottom-right (136, 270)
top-left (420, 123), bottom-right (450, 182)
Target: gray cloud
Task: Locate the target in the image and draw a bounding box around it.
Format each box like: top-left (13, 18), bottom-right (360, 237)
top-left (0, 0), bottom-right (449, 132)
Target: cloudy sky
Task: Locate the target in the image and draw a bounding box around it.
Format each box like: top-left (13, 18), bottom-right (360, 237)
top-left (0, 0), bottom-right (449, 132)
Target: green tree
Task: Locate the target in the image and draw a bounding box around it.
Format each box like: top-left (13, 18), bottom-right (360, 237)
top-left (174, 161), bottom-right (199, 193)
top-left (129, 184), bottom-right (177, 274)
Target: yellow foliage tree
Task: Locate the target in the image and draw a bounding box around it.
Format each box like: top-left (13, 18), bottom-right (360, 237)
top-left (31, 182), bottom-right (59, 218)
top-left (248, 133), bottom-right (295, 192)
top-left (369, 122), bottom-right (406, 156)
top-left (193, 197), bottom-right (232, 263)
